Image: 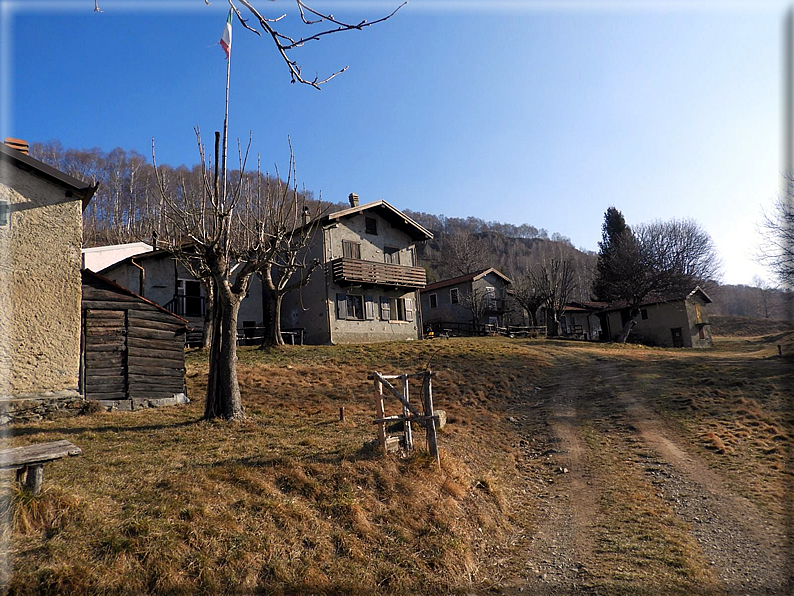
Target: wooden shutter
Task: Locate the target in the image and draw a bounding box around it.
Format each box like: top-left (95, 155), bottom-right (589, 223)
top-left (380, 296), bottom-right (390, 320)
top-left (342, 240), bottom-right (361, 260)
top-left (365, 296), bottom-right (375, 320)
top-left (404, 298), bottom-right (414, 322)
top-left (336, 294), bottom-right (347, 320)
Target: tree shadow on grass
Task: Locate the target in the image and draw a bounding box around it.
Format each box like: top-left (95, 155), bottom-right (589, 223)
top-left (7, 418), bottom-right (205, 438)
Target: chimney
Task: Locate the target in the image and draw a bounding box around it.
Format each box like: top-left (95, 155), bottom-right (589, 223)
top-left (4, 137), bottom-right (29, 155)
top-left (151, 230), bottom-right (158, 250)
top-left (348, 193), bottom-right (359, 208)
top-left (302, 206), bottom-right (311, 227)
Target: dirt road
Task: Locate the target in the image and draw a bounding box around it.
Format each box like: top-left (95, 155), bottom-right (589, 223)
top-left (490, 344), bottom-right (791, 595)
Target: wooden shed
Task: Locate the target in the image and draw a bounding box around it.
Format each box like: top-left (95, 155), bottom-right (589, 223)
top-left (81, 270), bottom-right (189, 410)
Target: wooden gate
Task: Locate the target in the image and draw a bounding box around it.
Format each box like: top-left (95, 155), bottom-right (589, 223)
top-left (369, 370), bottom-right (440, 465)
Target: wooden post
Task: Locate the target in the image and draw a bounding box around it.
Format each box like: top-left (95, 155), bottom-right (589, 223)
top-left (402, 374), bottom-right (413, 453)
top-left (339, 406), bottom-right (346, 422)
top-left (374, 377), bottom-right (386, 454)
top-left (24, 465), bottom-right (44, 496)
top-left (423, 371), bottom-right (440, 466)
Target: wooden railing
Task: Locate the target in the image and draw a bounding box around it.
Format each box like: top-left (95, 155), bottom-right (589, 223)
top-left (329, 258), bottom-right (427, 289)
top-left (164, 294), bottom-right (205, 317)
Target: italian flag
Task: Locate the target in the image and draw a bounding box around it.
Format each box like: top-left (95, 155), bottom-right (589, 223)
top-left (220, 9), bottom-right (232, 58)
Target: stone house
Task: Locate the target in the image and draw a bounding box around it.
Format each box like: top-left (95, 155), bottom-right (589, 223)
top-left (598, 287), bottom-right (713, 348)
top-left (0, 140), bottom-right (97, 409)
top-left (280, 194), bottom-right (432, 344)
top-left (99, 248), bottom-right (266, 343)
top-left (419, 268), bottom-right (513, 334)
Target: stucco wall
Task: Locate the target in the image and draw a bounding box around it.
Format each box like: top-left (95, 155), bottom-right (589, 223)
top-left (0, 164), bottom-right (83, 397)
top-left (422, 273), bottom-right (511, 328)
top-left (685, 295), bottom-right (713, 348)
top-left (421, 281), bottom-right (472, 326)
top-left (280, 240), bottom-right (331, 344)
top-left (328, 214), bottom-right (419, 343)
top-left (602, 299), bottom-right (710, 348)
top-left (103, 255), bottom-right (264, 329)
top-left (281, 212), bottom-right (423, 344)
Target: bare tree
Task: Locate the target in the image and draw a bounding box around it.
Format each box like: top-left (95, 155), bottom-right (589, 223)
top-left (533, 258), bottom-right (577, 336)
top-left (593, 209), bottom-right (722, 343)
top-left (153, 131), bottom-right (323, 420)
top-left (92, 1), bottom-right (405, 89)
top-left (460, 287), bottom-right (490, 334)
top-left (510, 272), bottom-right (545, 327)
top-left (437, 233), bottom-right (490, 278)
top-left (757, 176), bottom-right (794, 289)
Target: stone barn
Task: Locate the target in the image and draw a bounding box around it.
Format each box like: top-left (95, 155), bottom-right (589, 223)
top-left (81, 270), bottom-right (189, 410)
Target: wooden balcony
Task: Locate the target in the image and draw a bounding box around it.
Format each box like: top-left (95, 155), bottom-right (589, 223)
top-left (484, 299), bottom-right (510, 313)
top-left (330, 257), bottom-right (427, 289)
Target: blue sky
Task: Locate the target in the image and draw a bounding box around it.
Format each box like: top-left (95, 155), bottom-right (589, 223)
top-left (1, 0), bottom-right (790, 285)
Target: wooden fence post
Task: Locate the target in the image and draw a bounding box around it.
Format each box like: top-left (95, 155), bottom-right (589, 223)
top-left (401, 374), bottom-right (413, 453)
top-left (423, 371), bottom-right (440, 466)
top-left (374, 376), bottom-right (386, 454)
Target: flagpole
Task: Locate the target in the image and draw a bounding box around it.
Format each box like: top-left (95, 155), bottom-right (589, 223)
top-left (221, 27), bottom-right (231, 210)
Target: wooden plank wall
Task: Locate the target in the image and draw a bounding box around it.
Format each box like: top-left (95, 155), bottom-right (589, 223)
top-left (82, 276), bottom-right (186, 403)
top-left (127, 309), bottom-right (185, 400)
top-left (84, 309), bottom-right (127, 401)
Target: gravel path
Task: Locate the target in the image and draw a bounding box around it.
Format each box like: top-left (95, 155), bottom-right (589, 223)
top-left (493, 353), bottom-right (790, 596)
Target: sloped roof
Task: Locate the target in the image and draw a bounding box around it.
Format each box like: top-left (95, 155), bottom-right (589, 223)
top-left (597, 285), bottom-right (713, 313)
top-left (421, 268), bottom-right (512, 293)
top-left (0, 143), bottom-right (98, 210)
top-left (320, 200), bottom-right (433, 242)
top-left (82, 269), bottom-right (189, 326)
top-left (97, 248), bottom-right (176, 274)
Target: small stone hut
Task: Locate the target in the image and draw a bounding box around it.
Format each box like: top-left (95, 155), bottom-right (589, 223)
top-left (81, 270), bottom-right (189, 410)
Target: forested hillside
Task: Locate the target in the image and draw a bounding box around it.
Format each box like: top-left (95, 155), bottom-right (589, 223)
top-left (29, 141), bottom-right (789, 318)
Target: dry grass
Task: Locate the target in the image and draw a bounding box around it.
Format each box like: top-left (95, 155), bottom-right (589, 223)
top-left (579, 424), bottom-right (723, 596)
top-left (2, 330), bottom-right (788, 594)
top-left (2, 338), bottom-right (547, 595)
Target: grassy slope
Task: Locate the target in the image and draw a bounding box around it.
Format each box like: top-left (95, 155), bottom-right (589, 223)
top-left (2, 329), bottom-right (790, 594)
top-left (2, 339), bottom-right (547, 595)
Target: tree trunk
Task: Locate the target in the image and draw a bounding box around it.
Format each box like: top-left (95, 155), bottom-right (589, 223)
top-left (261, 289), bottom-right (285, 347)
top-left (201, 280), bottom-right (215, 350)
top-left (204, 290), bottom-right (244, 420)
top-left (617, 318), bottom-right (637, 343)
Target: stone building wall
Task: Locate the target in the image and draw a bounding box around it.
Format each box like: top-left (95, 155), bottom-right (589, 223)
top-left (0, 164), bottom-right (83, 398)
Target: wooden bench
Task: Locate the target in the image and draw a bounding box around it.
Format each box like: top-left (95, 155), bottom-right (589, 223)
top-left (0, 439), bottom-right (82, 496)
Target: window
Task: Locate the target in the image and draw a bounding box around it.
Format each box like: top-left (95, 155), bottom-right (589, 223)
top-left (347, 295), bottom-right (364, 320)
top-left (641, 309), bottom-right (648, 320)
top-left (336, 294), bottom-right (375, 320)
top-left (429, 293), bottom-right (438, 309)
top-left (177, 279), bottom-right (204, 317)
top-left (342, 240), bottom-right (361, 260)
top-left (0, 200), bottom-right (9, 226)
top-left (384, 246), bottom-right (400, 264)
top-left (387, 297), bottom-right (414, 322)
top-left (450, 288), bottom-right (459, 304)
top-left (365, 217), bottom-right (378, 235)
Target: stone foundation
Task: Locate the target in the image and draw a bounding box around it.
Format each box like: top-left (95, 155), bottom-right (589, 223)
top-left (0, 390), bottom-right (83, 424)
top-left (96, 393), bottom-right (190, 412)
top-left (0, 391), bottom-right (190, 423)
